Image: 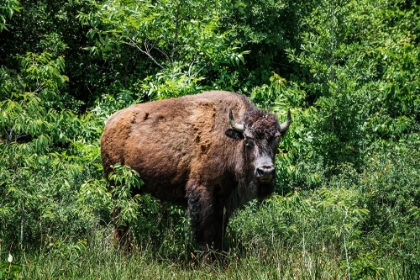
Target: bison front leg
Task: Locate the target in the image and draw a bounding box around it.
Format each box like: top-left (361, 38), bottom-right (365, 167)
top-left (187, 186), bottom-right (225, 251)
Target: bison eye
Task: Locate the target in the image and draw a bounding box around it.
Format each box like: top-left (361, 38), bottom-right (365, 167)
top-left (244, 137), bottom-right (255, 148)
top-left (269, 136), bottom-right (280, 149)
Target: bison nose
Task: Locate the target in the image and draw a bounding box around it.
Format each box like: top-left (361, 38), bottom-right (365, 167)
top-left (256, 166), bottom-right (275, 176)
top-left (256, 165), bottom-right (275, 182)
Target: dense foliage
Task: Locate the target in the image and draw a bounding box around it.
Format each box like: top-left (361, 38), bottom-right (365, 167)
top-left (1, 0), bottom-right (419, 278)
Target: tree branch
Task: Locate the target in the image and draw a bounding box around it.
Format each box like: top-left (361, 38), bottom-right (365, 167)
top-left (124, 38), bottom-right (164, 69)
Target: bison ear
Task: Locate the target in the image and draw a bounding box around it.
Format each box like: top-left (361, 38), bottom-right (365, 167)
top-left (225, 129), bottom-right (244, 140)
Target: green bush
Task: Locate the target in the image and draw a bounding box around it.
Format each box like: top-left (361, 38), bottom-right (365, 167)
top-left (0, 0), bottom-right (419, 278)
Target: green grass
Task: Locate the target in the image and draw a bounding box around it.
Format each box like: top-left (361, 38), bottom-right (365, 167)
top-left (2, 241), bottom-right (413, 280)
top-left (18, 247), bottom-right (341, 279)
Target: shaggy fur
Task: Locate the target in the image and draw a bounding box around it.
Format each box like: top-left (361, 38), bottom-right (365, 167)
top-left (101, 91), bottom-right (290, 250)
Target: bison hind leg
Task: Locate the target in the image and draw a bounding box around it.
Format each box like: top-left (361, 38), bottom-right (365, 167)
top-left (112, 208), bottom-right (132, 250)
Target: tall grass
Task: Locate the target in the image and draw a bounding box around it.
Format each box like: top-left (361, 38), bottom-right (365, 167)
top-left (2, 210), bottom-right (417, 280)
top-left (7, 240), bottom-right (413, 279)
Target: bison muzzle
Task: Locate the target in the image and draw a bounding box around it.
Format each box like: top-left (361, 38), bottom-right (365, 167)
top-left (101, 91), bottom-right (291, 250)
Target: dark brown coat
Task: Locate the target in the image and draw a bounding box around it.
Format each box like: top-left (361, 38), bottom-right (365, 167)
top-left (101, 91), bottom-right (291, 250)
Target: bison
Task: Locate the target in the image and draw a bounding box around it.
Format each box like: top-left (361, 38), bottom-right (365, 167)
top-left (101, 91), bottom-right (291, 250)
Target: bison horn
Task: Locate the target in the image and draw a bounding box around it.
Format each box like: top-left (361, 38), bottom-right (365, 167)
top-left (229, 109), bottom-right (244, 132)
top-left (279, 109), bottom-right (292, 132)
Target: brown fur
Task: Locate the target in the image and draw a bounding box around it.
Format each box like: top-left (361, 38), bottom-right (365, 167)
top-left (101, 91), bottom-right (290, 250)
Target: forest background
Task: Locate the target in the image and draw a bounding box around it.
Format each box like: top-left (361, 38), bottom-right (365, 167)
top-left (0, 0), bottom-right (419, 279)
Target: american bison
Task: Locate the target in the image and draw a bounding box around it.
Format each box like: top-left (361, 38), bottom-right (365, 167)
top-left (101, 91), bottom-right (291, 250)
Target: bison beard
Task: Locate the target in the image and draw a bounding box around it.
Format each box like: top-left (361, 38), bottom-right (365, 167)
top-left (101, 91), bottom-right (291, 251)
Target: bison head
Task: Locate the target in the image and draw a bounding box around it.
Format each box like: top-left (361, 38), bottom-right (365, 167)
top-left (226, 108), bottom-right (291, 198)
